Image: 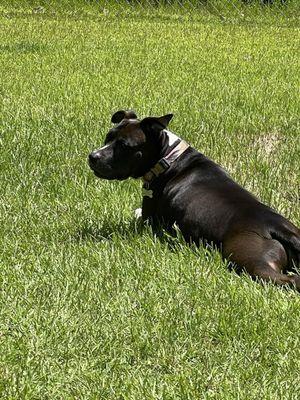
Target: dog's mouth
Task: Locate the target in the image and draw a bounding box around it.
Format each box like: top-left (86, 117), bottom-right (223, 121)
top-left (88, 158), bottom-right (110, 178)
top-left (89, 165), bottom-right (112, 179)
top-left (89, 162), bottom-right (128, 181)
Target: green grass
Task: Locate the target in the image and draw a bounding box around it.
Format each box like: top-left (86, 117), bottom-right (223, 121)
top-left (1, 1), bottom-right (300, 398)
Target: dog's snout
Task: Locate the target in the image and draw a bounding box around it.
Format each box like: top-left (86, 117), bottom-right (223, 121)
top-left (89, 151), bottom-right (101, 164)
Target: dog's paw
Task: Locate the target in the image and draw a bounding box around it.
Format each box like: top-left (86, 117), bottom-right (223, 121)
top-left (134, 208), bottom-right (142, 219)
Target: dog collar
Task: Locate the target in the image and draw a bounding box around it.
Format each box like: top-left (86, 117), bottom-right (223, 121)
top-left (142, 139), bottom-right (189, 197)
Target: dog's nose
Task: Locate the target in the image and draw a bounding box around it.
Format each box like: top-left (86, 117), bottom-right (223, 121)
top-left (88, 151), bottom-right (100, 165)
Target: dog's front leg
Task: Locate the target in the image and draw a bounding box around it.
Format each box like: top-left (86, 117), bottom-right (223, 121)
top-left (141, 196), bottom-right (157, 222)
top-left (139, 196), bottom-right (164, 237)
top-left (133, 197), bottom-right (156, 223)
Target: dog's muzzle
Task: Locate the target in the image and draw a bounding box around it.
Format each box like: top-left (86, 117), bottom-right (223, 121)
top-left (88, 151), bottom-right (101, 167)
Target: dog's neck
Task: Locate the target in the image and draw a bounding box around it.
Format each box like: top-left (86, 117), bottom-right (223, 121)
top-left (158, 129), bottom-right (182, 159)
top-left (142, 130), bottom-right (189, 193)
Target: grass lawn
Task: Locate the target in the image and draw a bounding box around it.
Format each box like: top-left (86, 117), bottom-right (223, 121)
top-left (1, 1), bottom-right (300, 398)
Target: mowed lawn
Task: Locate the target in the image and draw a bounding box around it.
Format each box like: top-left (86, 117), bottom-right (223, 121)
top-left (1, 3), bottom-right (300, 399)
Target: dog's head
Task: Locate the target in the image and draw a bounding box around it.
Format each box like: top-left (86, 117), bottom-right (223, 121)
top-left (88, 110), bottom-right (173, 180)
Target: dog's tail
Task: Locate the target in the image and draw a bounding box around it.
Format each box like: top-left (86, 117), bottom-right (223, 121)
top-left (270, 218), bottom-right (300, 268)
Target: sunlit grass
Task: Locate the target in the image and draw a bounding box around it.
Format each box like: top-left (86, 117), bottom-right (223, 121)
top-left (0, 1), bottom-right (300, 398)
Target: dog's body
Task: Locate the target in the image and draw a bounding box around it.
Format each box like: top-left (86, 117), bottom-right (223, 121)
top-left (89, 110), bottom-right (300, 290)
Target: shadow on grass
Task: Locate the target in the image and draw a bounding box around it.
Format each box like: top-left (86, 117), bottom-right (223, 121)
top-left (0, 42), bottom-right (46, 54)
top-left (75, 216), bottom-right (185, 250)
top-left (75, 218), bottom-right (144, 242)
top-left (76, 215), bottom-right (221, 256)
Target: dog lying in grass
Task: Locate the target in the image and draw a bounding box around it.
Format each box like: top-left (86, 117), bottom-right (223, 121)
top-left (89, 110), bottom-right (300, 290)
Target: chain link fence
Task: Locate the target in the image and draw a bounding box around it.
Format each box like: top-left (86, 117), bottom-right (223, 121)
top-left (1, 0), bottom-right (300, 25)
top-left (107, 0), bottom-right (299, 24)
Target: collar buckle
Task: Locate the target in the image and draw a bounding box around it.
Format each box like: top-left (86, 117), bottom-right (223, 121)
top-left (159, 158), bottom-right (170, 170)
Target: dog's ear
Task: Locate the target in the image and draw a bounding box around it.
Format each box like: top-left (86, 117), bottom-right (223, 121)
top-left (111, 110), bottom-right (138, 124)
top-left (140, 114), bottom-right (173, 133)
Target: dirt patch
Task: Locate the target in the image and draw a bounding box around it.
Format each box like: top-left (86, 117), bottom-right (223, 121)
top-left (255, 132), bottom-right (282, 157)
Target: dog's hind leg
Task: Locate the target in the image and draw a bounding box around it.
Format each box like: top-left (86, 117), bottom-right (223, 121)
top-left (270, 220), bottom-right (300, 269)
top-left (223, 232), bottom-right (300, 290)
top-left (248, 264), bottom-right (300, 289)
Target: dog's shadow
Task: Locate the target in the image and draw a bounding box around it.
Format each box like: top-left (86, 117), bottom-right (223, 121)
top-left (76, 216), bottom-right (182, 251)
top-left (76, 216), bottom-right (220, 257)
top-left (76, 217), bottom-right (145, 242)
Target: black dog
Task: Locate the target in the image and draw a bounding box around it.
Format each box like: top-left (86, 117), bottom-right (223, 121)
top-left (89, 110), bottom-right (300, 290)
